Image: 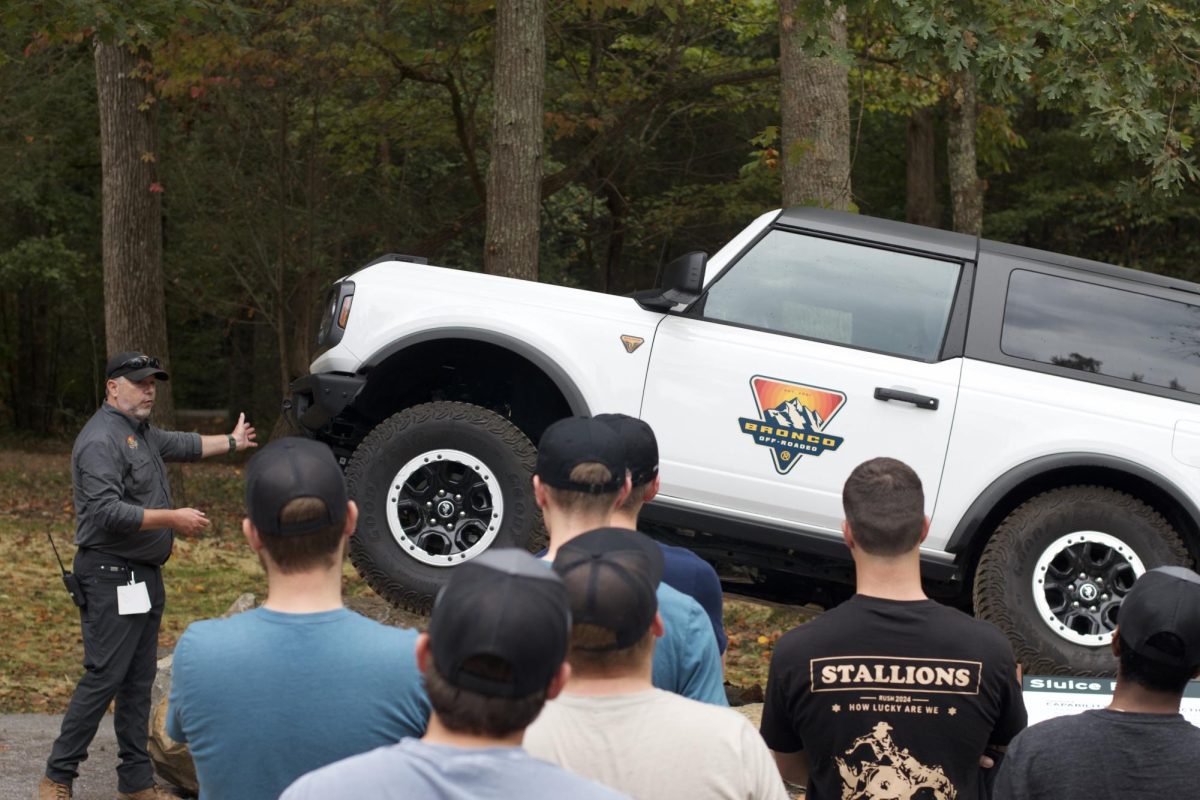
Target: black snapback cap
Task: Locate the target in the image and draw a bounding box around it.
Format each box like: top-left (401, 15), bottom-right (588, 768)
top-left (1118, 566), bottom-right (1200, 668)
top-left (245, 438), bottom-right (348, 536)
top-left (429, 548), bottom-right (571, 698)
top-left (536, 416), bottom-right (624, 494)
top-left (553, 527), bottom-right (663, 652)
top-left (595, 413), bottom-right (659, 486)
top-left (106, 351), bottom-right (169, 382)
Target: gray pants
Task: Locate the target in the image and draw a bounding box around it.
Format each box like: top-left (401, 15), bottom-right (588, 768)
top-left (45, 549), bottom-right (164, 793)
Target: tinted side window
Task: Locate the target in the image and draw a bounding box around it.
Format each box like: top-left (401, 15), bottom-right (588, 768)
top-left (700, 230), bottom-right (961, 360)
top-left (1001, 269), bottom-right (1200, 394)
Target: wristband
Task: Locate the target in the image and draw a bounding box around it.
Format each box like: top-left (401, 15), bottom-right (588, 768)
top-left (227, 434), bottom-right (237, 454)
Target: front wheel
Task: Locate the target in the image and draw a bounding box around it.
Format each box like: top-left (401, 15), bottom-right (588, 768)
top-left (346, 401), bottom-right (542, 612)
top-left (974, 485), bottom-right (1191, 675)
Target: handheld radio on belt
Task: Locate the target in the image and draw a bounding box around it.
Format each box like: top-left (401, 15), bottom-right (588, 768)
top-left (47, 532), bottom-right (86, 608)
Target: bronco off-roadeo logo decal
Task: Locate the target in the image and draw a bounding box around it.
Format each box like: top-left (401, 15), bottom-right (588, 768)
top-left (738, 375), bottom-right (846, 474)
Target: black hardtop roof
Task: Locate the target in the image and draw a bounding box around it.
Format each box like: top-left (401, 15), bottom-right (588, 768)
top-left (775, 206), bottom-right (1200, 297)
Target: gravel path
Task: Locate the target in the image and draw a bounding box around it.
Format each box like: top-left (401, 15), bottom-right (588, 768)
top-left (0, 713), bottom-right (138, 800)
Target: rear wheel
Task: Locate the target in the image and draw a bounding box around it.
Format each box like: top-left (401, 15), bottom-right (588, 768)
top-left (346, 401), bottom-right (542, 612)
top-left (974, 485), bottom-right (1190, 675)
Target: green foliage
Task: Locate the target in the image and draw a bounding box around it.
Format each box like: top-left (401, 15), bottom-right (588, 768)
top-left (0, 0), bottom-right (1196, 431)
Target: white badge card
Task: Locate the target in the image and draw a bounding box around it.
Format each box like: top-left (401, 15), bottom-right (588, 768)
top-left (117, 571), bottom-right (152, 615)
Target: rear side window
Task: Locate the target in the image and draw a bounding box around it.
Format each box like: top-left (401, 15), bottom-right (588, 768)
top-left (1002, 269), bottom-right (1200, 394)
top-left (699, 230), bottom-right (961, 361)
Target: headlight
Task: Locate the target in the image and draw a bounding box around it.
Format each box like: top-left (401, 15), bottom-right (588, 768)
top-left (315, 280), bottom-right (355, 350)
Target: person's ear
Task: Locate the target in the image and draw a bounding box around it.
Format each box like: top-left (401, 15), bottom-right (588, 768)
top-left (546, 661), bottom-right (572, 700)
top-left (415, 633), bottom-right (432, 673)
top-left (651, 611), bottom-right (665, 638)
top-left (533, 476), bottom-right (549, 510)
top-left (343, 500), bottom-right (359, 540)
top-left (842, 520), bottom-right (855, 551)
top-left (644, 475), bottom-right (661, 503)
top-left (614, 474), bottom-right (633, 508)
top-left (243, 518), bottom-right (263, 553)
top-left (918, 516), bottom-right (931, 545)
top-left (1111, 628), bottom-right (1122, 658)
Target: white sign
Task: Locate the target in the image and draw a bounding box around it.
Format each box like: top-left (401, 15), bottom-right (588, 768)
top-left (1022, 676), bottom-right (1200, 727)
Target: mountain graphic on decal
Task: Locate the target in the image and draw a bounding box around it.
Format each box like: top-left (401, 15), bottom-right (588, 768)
top-left (737, 375), bottom-right (848, 475)
top-left (766, 399), bottom-right (826, 431)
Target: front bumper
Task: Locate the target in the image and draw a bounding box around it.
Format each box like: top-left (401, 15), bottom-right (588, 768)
top-left (284, 376), bottom-right (364, 443)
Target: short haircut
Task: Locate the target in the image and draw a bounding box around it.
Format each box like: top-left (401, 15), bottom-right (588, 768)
top-left (1119, 633), bottom-right (1199, 694)
top-left (423, 656), bottom-right (548, 737)
top-left (256, 496), bottom-right (346, 573)
top-left (617, 479), bottom-right (651, 513)
top-left (567, 624), bottom-right (655, 678)
top-left (544, 463), bottom-right (619, 516)
top-left (842, 457), bottom-right (925, 556)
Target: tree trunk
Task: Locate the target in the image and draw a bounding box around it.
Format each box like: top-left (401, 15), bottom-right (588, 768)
top-left (94, 40), bottom-right (181, 493)
top-left (779, 0), bottom-right (851, 210)
top-left (483, 0), bottom-right (546, 280)
top-left (906, 106), bottom-right (939, 227)
top-left (947, 68), bottom-right (983, 235)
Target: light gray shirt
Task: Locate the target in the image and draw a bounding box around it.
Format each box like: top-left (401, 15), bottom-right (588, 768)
top-left (280, 738), bottom-right (630, 800)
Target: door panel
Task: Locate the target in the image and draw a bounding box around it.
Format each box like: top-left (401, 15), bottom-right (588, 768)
top-left (640, 229), bottom-right (966, 535)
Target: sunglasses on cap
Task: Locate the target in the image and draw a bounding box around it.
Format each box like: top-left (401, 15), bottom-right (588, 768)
top-left (117, 355), bottom-right (161, 371)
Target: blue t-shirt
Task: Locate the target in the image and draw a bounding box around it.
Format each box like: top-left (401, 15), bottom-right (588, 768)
top-left (281, 738), bottom-right (629, 800)
top-left (653, 581), bottom-right (727, 705)
top-left (167, 607), bottom-right (430, 800)
top-left (658, 541), bottom-right (727, 654)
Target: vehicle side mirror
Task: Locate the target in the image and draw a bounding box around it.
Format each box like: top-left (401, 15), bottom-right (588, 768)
top-left (634, 251), bottom-right (707, 311)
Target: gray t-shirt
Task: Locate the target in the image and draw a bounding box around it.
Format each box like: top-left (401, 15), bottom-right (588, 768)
top-left (280, 738), bottom-right (630, 800)
top-left (994, 708), bottom-right (1200, 799)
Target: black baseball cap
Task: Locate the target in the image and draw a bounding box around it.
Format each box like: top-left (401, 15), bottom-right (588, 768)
top-left (596, 413), bottom-right (659, 486)
top-left (553, 527), bottom-right (663, 652)
top-left (106, 351), bottom-right (169, 382)
top-left (536, 416), bottom-right (624, 494)
top-left (429, 548), bottom-right (571, 698)
top-left (1118, 566), bottom-right (1200, 668)
top-left (245, 438), bottom-right (348, 536)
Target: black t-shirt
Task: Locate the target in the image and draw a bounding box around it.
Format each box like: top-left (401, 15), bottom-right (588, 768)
top-left (760, 594), bottom-right (1027, 800)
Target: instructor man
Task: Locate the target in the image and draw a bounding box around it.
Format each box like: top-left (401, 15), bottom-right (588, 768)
top-left (38, 352), bottom-right (257, 800)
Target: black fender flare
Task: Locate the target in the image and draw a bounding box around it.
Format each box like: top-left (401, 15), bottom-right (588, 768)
top-left (361, 327), bottom-right (591, 416)
top-left (945, 452), bottom-right (1200, 557)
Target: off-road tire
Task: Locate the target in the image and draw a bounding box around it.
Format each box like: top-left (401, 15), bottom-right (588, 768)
top-left (974, 485), bottom-right (1190, 676)
top-left (346, 401), bottom-right (542, 613)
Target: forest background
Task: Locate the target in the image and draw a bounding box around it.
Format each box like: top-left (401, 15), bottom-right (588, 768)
top-left (1, 0), bottom-right (1198, 440)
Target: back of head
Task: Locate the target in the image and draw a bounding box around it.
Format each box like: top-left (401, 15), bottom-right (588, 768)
top-left (245, 438), bottom-right (349, 573)
top-left (552, 527), bottom-right (663, 678)
top-left (842, 457), bottom-right (925, 557)
top-left (595, 413), bottom-right (659, 512)
top-left (536, 417), bottom-right (625, 516)
top-left (1116, 566), bottom-right (1200, 694)
top-left (426, 548), bottom-right (571, 737)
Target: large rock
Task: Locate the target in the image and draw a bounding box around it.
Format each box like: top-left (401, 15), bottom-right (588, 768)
top-left (149, 593), bottom-right (256, 796)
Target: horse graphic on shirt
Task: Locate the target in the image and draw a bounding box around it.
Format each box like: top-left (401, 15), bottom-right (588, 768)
top-left (835, 722), bottom-right (956, 800)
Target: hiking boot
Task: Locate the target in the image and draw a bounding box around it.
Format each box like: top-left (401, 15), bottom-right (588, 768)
top-left (116, 786), bottom-right (175, 800)
top-left (36, 776), bottom-right (71, 800)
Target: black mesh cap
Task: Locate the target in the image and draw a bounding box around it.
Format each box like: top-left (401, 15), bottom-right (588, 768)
top-left (105, 351), bottom-right (169, 382)
top-left (244, 438), bottom-right (348, 536)
top-left (1118, 566), bottom-right (1200, 668)
top-left (429, 549), bottom-right (571, 697)
top-left (552, 527), bottom-right (663, 652)
top-left (535, 416), bottom-right (624, 494)
top-left (595, 413), bottom-right (659, 486)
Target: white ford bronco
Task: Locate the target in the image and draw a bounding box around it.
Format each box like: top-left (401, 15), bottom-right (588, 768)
top-left (288, 207), bottom-right (1200, 675)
